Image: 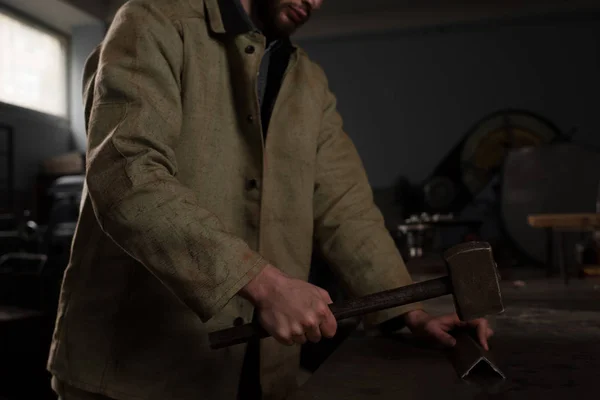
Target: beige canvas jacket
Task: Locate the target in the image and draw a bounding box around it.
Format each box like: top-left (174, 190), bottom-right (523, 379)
top-left (47, 0), bottom-right (420, 399)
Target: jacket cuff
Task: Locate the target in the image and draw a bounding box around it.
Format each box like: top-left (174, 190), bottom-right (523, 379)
top-left (198, 252), bottom-right (270, 323)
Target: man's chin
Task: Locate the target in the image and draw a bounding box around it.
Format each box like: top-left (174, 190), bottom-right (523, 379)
top-left (272, 18), bottom-right (300, 37)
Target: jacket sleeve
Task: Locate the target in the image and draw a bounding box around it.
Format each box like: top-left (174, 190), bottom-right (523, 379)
top-left (85, 2), bottom-right (267, 323)
top-left (312, 76), bottom-right (423, 327)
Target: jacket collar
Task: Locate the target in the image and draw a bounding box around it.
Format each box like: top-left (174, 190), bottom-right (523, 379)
top-left (204, 0), bottom-right (253, 35)
top-left (204, 0), bottom-right (295, 51)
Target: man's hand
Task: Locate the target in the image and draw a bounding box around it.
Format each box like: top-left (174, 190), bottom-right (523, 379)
top-left (239, 265), bottom-right (337, 346)
top-left (404, 310), bottom-right (494, 350)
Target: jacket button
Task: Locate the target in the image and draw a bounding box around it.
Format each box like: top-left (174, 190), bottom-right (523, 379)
top-left (246, 179), bottom-right (260, 190)
top-left (247, 114), bottom-right (254, 123)
top-left (233, 317), bottom-right (245, 327)
top-left (245, 45), bottom-right (255, 54)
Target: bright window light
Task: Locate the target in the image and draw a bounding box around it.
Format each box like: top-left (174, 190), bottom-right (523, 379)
top-left (0, 9), bottom-right (68, 118)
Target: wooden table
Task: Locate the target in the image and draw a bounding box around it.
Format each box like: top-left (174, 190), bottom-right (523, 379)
top-left (527, 213), bottom-right (600, 284)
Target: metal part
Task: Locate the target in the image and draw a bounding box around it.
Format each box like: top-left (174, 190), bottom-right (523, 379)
top-left (444, 241), bottom-right (504, 321)
top-left (398, 215), bottom-right (437, 259)
top-left (448, 329), bottom-right (506, 386)
top-left (397, 213), bottom-right (481, 259)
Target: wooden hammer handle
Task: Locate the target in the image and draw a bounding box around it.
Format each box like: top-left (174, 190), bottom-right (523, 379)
top-left (209, 276), bottom-right (451, 349)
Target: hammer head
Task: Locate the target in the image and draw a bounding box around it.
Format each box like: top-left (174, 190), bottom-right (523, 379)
top-left (443, 241), bottom-right (504, 321)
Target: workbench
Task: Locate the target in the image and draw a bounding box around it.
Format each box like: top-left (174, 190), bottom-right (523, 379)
top-left (289, 331), bottom-right (599, 399)
top-left (528, 213), bottom-right (600, 284)
top-left (289, 279), bottom-right (600, 399)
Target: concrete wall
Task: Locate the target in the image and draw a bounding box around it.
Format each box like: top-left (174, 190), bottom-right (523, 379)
top-left (0, 104), bottom-right (71, 193)
top-left (297, 14), bottom-right (600, 189)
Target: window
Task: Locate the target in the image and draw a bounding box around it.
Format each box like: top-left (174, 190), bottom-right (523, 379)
top-left (0, 9), bottom-right (68, 118)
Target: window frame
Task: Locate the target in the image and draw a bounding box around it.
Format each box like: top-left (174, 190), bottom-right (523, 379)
top-left (0, 3), bottom-right (71, 121)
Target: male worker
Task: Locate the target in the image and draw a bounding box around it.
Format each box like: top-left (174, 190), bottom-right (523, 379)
top-left (48, 0), bottom-right (493, 399)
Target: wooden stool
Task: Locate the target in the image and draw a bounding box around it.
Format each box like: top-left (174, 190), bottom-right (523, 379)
top-left (528, 213), bottom-right (600, 284)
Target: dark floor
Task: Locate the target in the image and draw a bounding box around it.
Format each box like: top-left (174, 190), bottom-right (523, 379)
top-left (0, 308), bottom-right (55, 400)
top-left (290, 274), bottom-right (600, 399)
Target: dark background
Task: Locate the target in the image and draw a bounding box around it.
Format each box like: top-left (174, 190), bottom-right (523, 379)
top-left (2, 0), bottom-right (599, 206)
top-left (0, 1), bottom-right (599, 399)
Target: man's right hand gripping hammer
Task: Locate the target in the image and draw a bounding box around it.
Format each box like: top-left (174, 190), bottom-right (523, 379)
top-left (238, 265), bottom-right (338, 346)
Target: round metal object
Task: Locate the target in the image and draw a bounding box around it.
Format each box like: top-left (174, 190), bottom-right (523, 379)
top-left (460, 110), bottom-right (560, 196)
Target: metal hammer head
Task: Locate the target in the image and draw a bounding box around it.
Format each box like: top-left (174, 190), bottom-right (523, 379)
top-left (443, 241), bottom-right (504, 321)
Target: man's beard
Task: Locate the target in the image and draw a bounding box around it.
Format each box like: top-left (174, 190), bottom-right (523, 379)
top-left (256, 0), bottom-right (299, 39)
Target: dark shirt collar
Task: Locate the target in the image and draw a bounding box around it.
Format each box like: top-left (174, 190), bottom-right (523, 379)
top-left (217, 0), bottom-right (255, 35)
top-left (232, 0), bottom-right (257, 32)
top-left (214, 0), bottom-right (293, 49)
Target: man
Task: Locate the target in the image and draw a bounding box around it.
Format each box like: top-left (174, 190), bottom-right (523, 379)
top-left (48, 0), bottom-right (493, 399)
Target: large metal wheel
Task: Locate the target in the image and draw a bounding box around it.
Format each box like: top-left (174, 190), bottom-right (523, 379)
top-left (460, 110), bottom-right (561, 196)
top-left (422, 109), bottom-right (562, 213)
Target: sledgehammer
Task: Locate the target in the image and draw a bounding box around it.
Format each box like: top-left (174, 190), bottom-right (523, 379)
top-left (209, 241), bottom-right (504, 350)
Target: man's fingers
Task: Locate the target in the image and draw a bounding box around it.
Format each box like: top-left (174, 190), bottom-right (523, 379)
top-left (449, 313), bottom-right (462, 325)
top-left (290, 324), bottom-right (307, 345)
top-left (291, 333), bottom-right (307, 345)
top-left (319, 309), bottom-right (337, 339)
top-left (318, 288), bottom-right (333, 304)
top-left (272, 328), bottom-right (294, 346)
top-left (476, 322), bottom-right (490, 351)
top-left (314, 294), bottom-right (336, 339)
top-left (432, 328), bottom-right (457, 347)
top-left (254, 281), bottom-right (337, 346)
top-left (263, 314), bottom-right (294, 346)
top-left (303, 317), bottom-right (322, 343)
top-left (439, 313), bottom-right (466, 329)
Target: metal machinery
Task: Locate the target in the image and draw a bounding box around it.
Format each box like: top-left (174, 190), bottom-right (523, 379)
top-left (0, 175), bottom-right (84, 311)
top-left (420, 109), bottom-right (564, 214)
top-left (0, 135), bottom-right (84, 399)
top-left (396, 109), bottom-right (566, 259)
top-left (501, 144), bottom-right (600, 266)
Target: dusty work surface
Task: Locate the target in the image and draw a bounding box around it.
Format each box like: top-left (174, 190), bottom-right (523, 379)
top-left (289, 277), bottom-right (600, 399)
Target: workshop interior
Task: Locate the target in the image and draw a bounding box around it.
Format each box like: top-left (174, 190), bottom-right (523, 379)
top-left (0, 0), bottom-right (599, 399)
